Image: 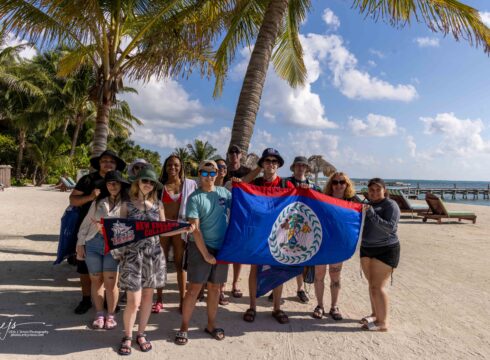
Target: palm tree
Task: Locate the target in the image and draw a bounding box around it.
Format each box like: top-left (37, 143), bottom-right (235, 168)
top-left (0, 0), bottom-right (226, 156)
top-left (28, 132), bottom-right (69, 185)
top-left (186, 140), bottom-right (217, 174)
top-left (217, 0), bottom-right (490, 153)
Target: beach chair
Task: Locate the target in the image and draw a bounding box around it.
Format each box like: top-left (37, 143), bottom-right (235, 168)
top-left (388, 189), bottom-right (429, 218)
top-left (422, 193), bottom-right (477, 224)
top-left (67, 177), bottom-right (77, 187)
top-left (55, 177), bottom-right (75, 192)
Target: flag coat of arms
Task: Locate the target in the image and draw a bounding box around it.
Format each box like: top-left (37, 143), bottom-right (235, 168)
top-left (216, 182), bottom-right (364, 266)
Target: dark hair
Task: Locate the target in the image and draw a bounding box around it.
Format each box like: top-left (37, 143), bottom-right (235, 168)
top-left (95, 184), bottom-right (129, 206)
top-left (159, 155), bottom-right (185, 185)
top-left (367, 177), bottom-right (389, 198)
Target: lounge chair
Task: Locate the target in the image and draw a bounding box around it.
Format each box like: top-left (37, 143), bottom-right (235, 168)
top-left (388, 189), bottom-right (428, 218)
top-left (55, 177), bottom-right (75, 192)
top-left (423, 192), bottom-right (476, 224)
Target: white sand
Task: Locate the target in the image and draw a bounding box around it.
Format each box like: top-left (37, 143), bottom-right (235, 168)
top-left (0, 186), bottom-right (489, 359)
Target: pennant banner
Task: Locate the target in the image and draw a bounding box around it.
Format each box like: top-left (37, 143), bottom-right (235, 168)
top-left (102, 218), bottom-right (189, 254)
top-left (217, 182), bottom-right (364, 266)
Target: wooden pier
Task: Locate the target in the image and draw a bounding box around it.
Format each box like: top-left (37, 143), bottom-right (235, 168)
top-left (406, 188), bottom-right (490, 200)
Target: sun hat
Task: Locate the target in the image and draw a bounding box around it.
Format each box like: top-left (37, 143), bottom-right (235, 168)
top-left (289, 156), bottom-right (310, 172)
top-left (257, 148), bottom-right (285, 168)
top-left (95, 170), bottom-right (130, 189)
top-left (198, 160), bottom-right (218, 172)
top-left (128, 158), bottom-right (149, 177)
top-left (132, 168), bottom-right (163, 190)
top-left (90, 150), bottom-right (126, 171)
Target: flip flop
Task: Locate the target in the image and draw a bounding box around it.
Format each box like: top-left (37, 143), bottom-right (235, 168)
top-left (151, 301), bottom-right (163, 314)
top-left (231, 288), bottom-right (243, 298)
top-left (359, 316), bottom-right (376, 324)
top-left (362, 322), bottom-right (388, 332)
top-left (312, 306), bottom-right (324, 319)
top-left (272, 310), bottom-right (289, 324)
top-left (204, 327), bottom-right (225, 341)
top-left (329, 307), bottom-right (343, 321)
top-left (174, 331), bottom-right (188, 345)
top-left (243, 308), bottom-right (256, 322)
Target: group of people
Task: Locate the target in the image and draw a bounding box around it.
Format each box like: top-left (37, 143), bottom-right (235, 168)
top-left (67, 144), bottom-right (401, 355)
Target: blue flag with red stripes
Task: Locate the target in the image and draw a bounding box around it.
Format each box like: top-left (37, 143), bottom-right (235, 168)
top-left (217, 182), bottom-right (364, 266)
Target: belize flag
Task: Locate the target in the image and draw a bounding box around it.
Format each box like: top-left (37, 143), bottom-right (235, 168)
top-left (216, 182), bottom-right (364, 266)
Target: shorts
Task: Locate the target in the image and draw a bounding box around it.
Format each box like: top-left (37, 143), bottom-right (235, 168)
top-left (360, 243), bottom-right (400, 268)
top-left (186, 241), bottom-right (228, 284)
top-left (84, 233), bottom-right (119, 274)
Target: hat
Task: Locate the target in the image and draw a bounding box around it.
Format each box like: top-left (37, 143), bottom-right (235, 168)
top-left (198, 160), bottom-right (218, 171)
top-left (257, 148), bottom-right (285, 168)
top-left (128, 158), bottom-right (149, 176)
top-left (289, 156), bottom-right (310, 172)
top-left (368, 177), bottom-right (386, 188)
top-left (95, 170), bottom-right (130, 189)
top-left (90, 150), bottom-right (126, 171)
top-left (132, 168), bottom-right (163, 190)
top-left (228, 144), bottom-right (242, 154)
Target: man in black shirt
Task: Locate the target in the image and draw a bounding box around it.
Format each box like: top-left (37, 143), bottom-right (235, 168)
top-left (69, 150), bottom-right (126, 314)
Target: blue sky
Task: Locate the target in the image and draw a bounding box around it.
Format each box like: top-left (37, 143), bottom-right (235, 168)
top-left (10, 1), bottom-right (490, 181)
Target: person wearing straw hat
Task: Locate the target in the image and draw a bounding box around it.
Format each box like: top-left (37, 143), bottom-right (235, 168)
top-left (76, 170), bottom-right (129, 330)
top-left (116, 168), bottom-right (193, 355)
top-left (69, 149), bottom-right (126, 315)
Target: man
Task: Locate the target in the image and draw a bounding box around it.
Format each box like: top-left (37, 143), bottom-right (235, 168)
top-left (241, 148), bottom-right (294, 324)
top-left (286, 156), bottom-right (321, 304)
top-left (175, 160), bottom-right (231, 345)
top-left (223, 144), bottom-right (250, 299)
top-left (69, 149), bottom-right (126, 314)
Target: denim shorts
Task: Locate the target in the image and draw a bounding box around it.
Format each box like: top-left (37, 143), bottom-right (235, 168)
top-left (85, 233), bottom-right (119, 274)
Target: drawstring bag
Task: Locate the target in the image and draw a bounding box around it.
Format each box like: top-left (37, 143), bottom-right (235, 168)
top-left (303, 266), bottom-right (315, 284)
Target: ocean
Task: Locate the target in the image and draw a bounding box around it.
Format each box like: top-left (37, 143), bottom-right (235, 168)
top-left (317, 178), bottom-right (490, 207)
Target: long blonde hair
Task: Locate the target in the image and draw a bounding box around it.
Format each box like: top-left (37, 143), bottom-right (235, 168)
top-left (324, 172), bottom-right (356, 199)
top-left (129, 180), bottom-right (158, 203)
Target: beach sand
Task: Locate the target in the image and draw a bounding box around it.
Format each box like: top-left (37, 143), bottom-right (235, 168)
top-left (0, 186), bottom-right (489, 359)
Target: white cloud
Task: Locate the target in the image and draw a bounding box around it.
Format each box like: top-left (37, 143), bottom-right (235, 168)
top-left (196, 127), bottom-right (232, 157)
top-left (132, 128), bottom-right (181, 149)
top-left (480, 12), bottom-right (490, 27)
top-left (3, 33), bottom-right (37, 59)
top-left (348, 113), bottom-right (398, 137)
top-left (406, 135), bottom-right (417, 157)
top-left (322, 8), bottom-right (340, 31)
top-left (369, 49), bottom-right (385, 59)
top-left (302, 33), bottom-right (417, 101)
top-left (288, 130), bottom-right (339, 158)
top-left (420, 112), bottom-right (490, 157)
top-left (415, 37), bottom-right (440, 48)
top-left (367, 60), bottom-right (377, 67)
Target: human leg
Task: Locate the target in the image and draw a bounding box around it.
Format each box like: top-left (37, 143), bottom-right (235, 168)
top-left (172, 235), bottom-right (187, 308)
top-left (367, 258), bottom-right (392, 329)
top-left (136, 287), bottom-right (155, 351)
top-left (206, 282), bottom-right (221, 332)
top-left (296, 274), bottom-right (308, 303)
top-left (313, 265), bottom-right (326, 318)
top-left (328, 263), bottom-right (343, 320)
top-left (231, 263), bottom-right (242, 297)
top-left (361, 256), bottom-right (376, 319)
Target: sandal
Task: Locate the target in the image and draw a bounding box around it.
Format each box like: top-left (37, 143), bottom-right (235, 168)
top-left (329, 306), bottom-right (343, 321)
top-left (272, 310), bottom-right (289, 324)
top-left (219, 292), bottom-right (229, 306)
top-left (174, 331), bottom-right (188, 345)
top-left (136, 333), bottom-right (152, 352)
top-left (104, 314), bottom-right (117, 330)
top-left (118, 336), bottom-right (132, 356)
top-left (312, 306), bottom-right (324, 319)
top-left (204, 327), bottom-right (225, 341)
top-left (92, 314), bottom-right (105, 329)
top-left (297, 290), bottom-right (309, 303)
top-left (361, 322), bottom-right (388, 332)
top-left (231, 288), bottom-right (243, 298)
top-left (243, 308), bottom-right (256, 322)
top-left (151, 301), bottom-right (163, 314)
top-left (359, 315), bottom-right (376, 325)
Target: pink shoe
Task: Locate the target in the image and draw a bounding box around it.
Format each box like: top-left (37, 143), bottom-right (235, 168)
top-left (92, 315), bottom-right (105, 329)
top-left (104, 314), bottom-right (117, 330)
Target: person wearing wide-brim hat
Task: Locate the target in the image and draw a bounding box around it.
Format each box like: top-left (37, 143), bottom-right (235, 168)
top-left (90, 150), bottom-right (127, 172)
top-left (116, 166), bottom-right (192, 355)
top-left (289, 156), bottom-right (311, 172)
top-left (76, 170), bottom-right (128, 331)
top-left (257, 148), bottom-right (285, 168)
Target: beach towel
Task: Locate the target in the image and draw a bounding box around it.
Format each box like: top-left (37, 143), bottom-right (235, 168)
top-left (54, 206), bottom-right (80, 265)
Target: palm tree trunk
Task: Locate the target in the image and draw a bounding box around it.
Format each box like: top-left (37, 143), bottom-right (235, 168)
top-left (70, 114), bottom-right (84, 158)
top-left (229, 0), bottom-right (289, 153)
top-left (62, 118), bottom-right (70, 135)
top-left (92, 92), bottom-right (112, 156)
top-left (15, 129), bottom-right (26, 180)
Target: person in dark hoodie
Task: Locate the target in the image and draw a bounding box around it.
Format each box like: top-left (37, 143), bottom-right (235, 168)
top-left (360, 178), bottom-right (400, 332)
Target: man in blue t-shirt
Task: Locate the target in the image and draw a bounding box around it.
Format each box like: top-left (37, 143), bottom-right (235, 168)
top-left (175, 160), bottom-right (231, 345)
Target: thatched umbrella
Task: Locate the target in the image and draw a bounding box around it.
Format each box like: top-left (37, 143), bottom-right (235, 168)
top-left (308, 155), bottom-right (337, 185)
top-left (244, 152), bottom-right (259, 169)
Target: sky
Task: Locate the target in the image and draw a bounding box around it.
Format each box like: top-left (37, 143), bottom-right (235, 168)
top-left (8, 0), bottom-right (490, 181)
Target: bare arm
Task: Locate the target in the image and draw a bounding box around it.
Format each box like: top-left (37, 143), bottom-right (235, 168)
top-left (241, 166), bottom-right (262, 184)
top-left (188, 218), bottom-right (215, 264)
top-left (69, 188), bottom-right (99, 207)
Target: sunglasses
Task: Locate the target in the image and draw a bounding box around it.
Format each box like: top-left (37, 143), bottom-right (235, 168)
top-left (132, 165), bottom-right (142, 171)
top-left (141, 179), bottom-right (156, 186)
top-left (200, 171), bottom-right (217, 177)
top-left (218, 165), bottom-right (227, 170)
top-left (228, 150), bottom-right (240, 155)
top-left (263, 158), bottom-right (279, 165)
top-left (332, 180), bottom-right (346, 186)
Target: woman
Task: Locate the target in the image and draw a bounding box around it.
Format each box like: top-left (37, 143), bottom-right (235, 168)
top-left (153, 155), bottom-right (197, 314)
top-left (76, 170), bottom-right (128, 330)
top-left (312, 172), bottom-right (356, 320)
top-left (359, 178), bottom-right (400, 332)
top-left (116, 168), bottom-right (192, 355)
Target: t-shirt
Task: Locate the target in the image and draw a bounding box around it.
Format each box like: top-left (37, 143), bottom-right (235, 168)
top-left (74, 171), bottom-right (105, 222)
top-left (286, 177), bottom-right (321, 192)
top-left (224, 165), bottom-right (251, 182)
top-left (253, 176), bottom-right (294, 188)
top-left (186, 186), bottom-right (232, 250)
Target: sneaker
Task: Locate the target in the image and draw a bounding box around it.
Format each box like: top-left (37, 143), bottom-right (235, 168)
top-left (74, 300), bottom-right (92, 314)
top-left (297, 290), bottom-right (309, 303)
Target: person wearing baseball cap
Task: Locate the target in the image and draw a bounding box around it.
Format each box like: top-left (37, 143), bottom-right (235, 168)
top-left (176, 159), bottom-right (232, 345)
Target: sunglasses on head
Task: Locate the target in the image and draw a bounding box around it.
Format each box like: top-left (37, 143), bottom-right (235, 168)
top-left (200, 171), bottom-right (217, 177)
top-left (141, 179), bottom-right (155, 186)
top-left (332, 180), bottom-right (346, 185)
